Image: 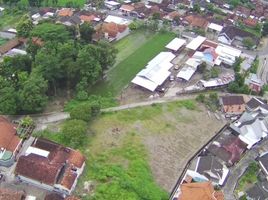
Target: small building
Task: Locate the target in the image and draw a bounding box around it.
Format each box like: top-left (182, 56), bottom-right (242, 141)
top-left (131, 52), bottom-right (175, 92)
top-left (104, 1), bottom-right (121, 10)
top-left (57, 8), bottom-right (74, 17)
top-left (0, 38), bottom-right (23, 56)
top-left (0, 117), bottom-right (23, 167)
top-left (104, 15), bottom-right (131, 25)
top-left (220, 95), bottom-right (245, 115)
top-left (177, 58), bottom-right (201, 81)
top-left (186, 36), bottom-right (206, 51)
top-left (56, 15), bottom-right (82, 27)
top-left (165, 37), bottom-right (186, 53)
top-left (15, 138), bottom-right (86, 195)
top-left (183, 15), bottom-right (209, 30)
top-left (120, 4), bottom-right (135, 14)
top-left (245, 73), bottom-right (263, 93)
top-left (207, 23), bottom-right (223, 34)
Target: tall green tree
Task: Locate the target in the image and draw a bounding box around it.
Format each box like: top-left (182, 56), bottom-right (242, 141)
top-left (80, 23), bottom-right (95, 43)
top-left (18, 71), bottom-right (48, 113)
top-left (0, 76), bottom-right (17, 114)
top-left (17, 15), bottom-right (34, 37)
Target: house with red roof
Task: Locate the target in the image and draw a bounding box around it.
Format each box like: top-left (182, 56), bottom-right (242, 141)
top-left (15, 138), bottom-right (85, 195)
top-left (0, 117), bottom-right (23, 167)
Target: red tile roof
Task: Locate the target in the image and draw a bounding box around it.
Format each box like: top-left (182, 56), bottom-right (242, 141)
top-left (60, 167), bottom-right (77, 190)
top-left (0, 38), bottom-right (21, 55)
top-left (80, 15), bottom-right (96, 23)
top-left (0, 117), bottom-right (21, 152)
top-left (58, 8), bottom-right (73, 17)
top-left (243, 18), bottom-right (258, 27)
top-left (184, 15), bottom-right (209, 29)
top-left (68, 150), bottom-right (86, 168)
top-left (100, 22), bottom-right (127, 38)
top-left (0, 188), bottom-right (25, 200)
top-left (15, 154), bottom-right (62, 185)
top-left (120, 4), bottom-right (135, 12)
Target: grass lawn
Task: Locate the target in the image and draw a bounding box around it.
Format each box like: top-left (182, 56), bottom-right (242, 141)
top-left (0, 38), bottom-right (7, 45)
top-left (89, 32), bottom-right (176, 96)
top-left (0, 10), bottom-right (25, 30)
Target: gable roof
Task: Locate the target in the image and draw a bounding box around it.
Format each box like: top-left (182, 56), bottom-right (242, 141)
top-left (0, 38), bottom-right (22, 54)
top-left (221, 95), bottom-right (245, 106)
top-left (184, 15), bottom-right (209, 29)
top-left (220, 26), bottom-right (256, 41)
top-left (246, 97), bottom-right (268, 111)
top-left (15, 153), bottom-right (63, 185)
top-left (0, 117), bottom-right (21, 152)
top-left (178, 182), bottom-right (224, 200)
top-left (58, 8), bottom-right (73, 17)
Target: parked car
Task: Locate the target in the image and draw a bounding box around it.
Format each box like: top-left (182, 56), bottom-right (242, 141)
top-left (174, 65), bottom-right (179, 70)
top-left (170, 75), bottom-right (175, 81)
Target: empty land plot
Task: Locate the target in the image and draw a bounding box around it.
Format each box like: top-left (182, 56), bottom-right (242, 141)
top-left (75, 100), bottom-right (224, 198)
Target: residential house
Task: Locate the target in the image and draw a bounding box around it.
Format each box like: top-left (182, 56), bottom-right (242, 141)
top-left (104, 15), bottom-right (131, 25)
top-left (175, 181), bottom-right (224, 200)
top-left (183, 15), bottom-right (209, 30)
top-left (245, 182), bottom-right (268, 200)
top-left (220, 95), bottom-right (245, 115)
top-left (243, 18), bottom-right (258, 28)
top-left (0, 188), bottom-right (25, 200)
top-left (56, 15), bottom-right (82, 27)
top-left (120, 4), bottom-right (135, 14)
top-left (246, 97), bottom-right (268, 111)
top-left (206, 129), bottom-right (247, 166)
top-left (94, 22), bottom-right (129, 42)
top-left (0, 29), bottom-right (17, 40)
top-left (245, 73), bottom-right (263, 93)
top-left (165, 37), bottom-right (186, 53)
top-left (104, 1), bottom-right (121, 10)
top-left (0, 117), bottom-right (23, 167)
top-left (15, 138), bottom-right (86, 195)
top-left (230, 107), bottom-right (268, 149)
top-left (45, 193), bottom-right (81, 200)
top-left (163, 11), bottom-right (180, 22)
top-left (194, 155), bottom-right (229, 186)
top-left (57, 8), bottom-right (74, 17)
top-left (234, 6), bottom-right (251, 18)
top-left (0, 38), bottom-right (24, 56)
top-left (207, 23), bottom-right (223, 34)
top-left (218, 26), bottom-right (258, 48)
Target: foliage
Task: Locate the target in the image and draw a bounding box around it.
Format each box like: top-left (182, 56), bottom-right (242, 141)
top-left (80, 23), bottom-right (95, 43)
top-left (197, 62), bottom-right (207, 73)
top-left (249, 58), bottom-right (259, 74)
top-left (196, 94), bottom-right (205, 103)
top-left (237, 162), bottom-right (259, 192)
top-left (31, 22), bottom-right (70, 42)
top-left (20, 116), bottom-right (35, 127)
top-left (233, 57), bottom-right (243, 73)
top-left (196, 93), bottom-right (219, 111)
top-left (203, 67), bottom-right (220, 80)
top-left (152, 12), bottom-right (161, 20)
top-left (61, 119), bottom-right (87, 148)
top-left (228, 72), bottom-right (250, 94)
top-left (70, 102), bottom-right (100, 122)
top-left (16, 14), bottom-right (33, 37)
top-left (243, 37), bottom-right (255, 49)
top-left (263, 21), bottom-right (268, 36)
top-left (192, 4), bottom-right (201, 13)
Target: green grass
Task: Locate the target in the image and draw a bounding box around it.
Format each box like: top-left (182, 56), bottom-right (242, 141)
top-left (0, 9), bottom-right (25, 30)
top-left (19, 0), bottom-right (86, 7)
top-left (236, 162), bottom-right (259, 193)
top-left (89, 32), bottom-right (176, 96)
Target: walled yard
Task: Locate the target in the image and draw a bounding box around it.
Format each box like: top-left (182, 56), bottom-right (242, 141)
top-left (74, 100), bottom-right (225, 199)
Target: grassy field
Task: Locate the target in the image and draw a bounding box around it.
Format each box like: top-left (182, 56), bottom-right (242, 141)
top-left (89, 32), bottom-right (176, 96)
top-left (19, 0), bottom-right (86, 7)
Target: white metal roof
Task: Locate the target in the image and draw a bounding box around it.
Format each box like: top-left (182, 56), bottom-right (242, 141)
top-left (208, 23), bottom-right (223, 32)
top-left (177, 66), bottom-right (196, 81)
top-left (25, 146), bottom-right (50, 157)
top-left (165, 38), bottom-right (186, 51)
top-left (104, 15), bottom-right (130, 25)
top-left (185, 58), bottom-right (201, 68)
top-left (132, 52), bottom-right (175, 91)
top-left (215, 44), bottom-right (241, 65)
top-left (105, 1), bottom-right (120, 6)
top-left (186, 36), bottom-right (206, 50)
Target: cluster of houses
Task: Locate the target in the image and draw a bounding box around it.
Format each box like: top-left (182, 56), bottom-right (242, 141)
top-left (131, 34), bottom-right (245, 93)
top-left (171, 96), bottom-right (268, 199)
top-left (0, 116), bottom-right (85, 199)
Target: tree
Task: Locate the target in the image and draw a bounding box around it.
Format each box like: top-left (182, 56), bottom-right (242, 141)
top-left (17, 15), bottom-right (33, 37)
top-left (262, 21), bottom-right (268, 36)
top-left (61, 119), bottom-right (87, 148)
top-left (28, 0), bottom-right (43, 7)
top-left (70, 104), bottom-right (92, 122)
top-left (243, 37), bottom-right (255, 49)
top-left (192, 4), bottom-right (201, 13)
top-left (233, 57), bottom-right (243, 72)
top-left (198, 62), bottom-right (207, 73)
top-left (18, 71), bottom-right (48, 113)
top-left (80, 23), bottom-right (95, 43)
top-left (0, 81), bottom-right (17, 114)
top-left (152, 12), bottom-right (161, 20)
top-left (97, 41), bottom-right (117, 73)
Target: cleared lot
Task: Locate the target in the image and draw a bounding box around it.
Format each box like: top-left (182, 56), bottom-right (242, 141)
top-left (75, 99), bottom-right (224, 199)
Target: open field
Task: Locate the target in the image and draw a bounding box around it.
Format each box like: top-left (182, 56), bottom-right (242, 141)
top-left (89, 32), bottom-right (176, 96)
top-left (19, 0), bottom-right (86, 7)
top-left (62, 99), bottom-right (225, 199)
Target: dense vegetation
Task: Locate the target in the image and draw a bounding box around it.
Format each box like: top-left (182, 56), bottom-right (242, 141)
top-left (0, 21), bottom-right (117, 114)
